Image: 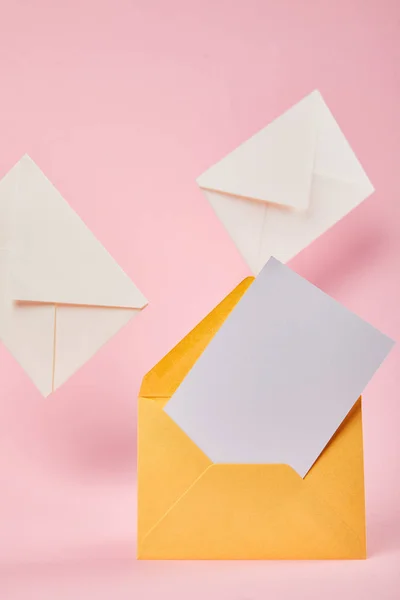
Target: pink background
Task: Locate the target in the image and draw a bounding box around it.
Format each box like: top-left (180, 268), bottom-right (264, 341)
top-left (0, 0), bottom-right (399, 598)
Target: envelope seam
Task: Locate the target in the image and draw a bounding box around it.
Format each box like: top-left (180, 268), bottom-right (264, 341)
top-left (312, 171), bottom-right (373, 189)
top-left (256, 203), bottom-right (269, 270)
top-left (14, 301), bottom-right (143, 310)
top-left (139, 464), bottom-right (213, 551)
top-left (200, 186), bottom-right (302, 210)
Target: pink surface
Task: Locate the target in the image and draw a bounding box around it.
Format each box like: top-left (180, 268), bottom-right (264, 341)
top-left (0, 0), bottom-right (399, 598)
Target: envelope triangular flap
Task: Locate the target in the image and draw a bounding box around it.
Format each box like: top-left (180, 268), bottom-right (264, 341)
top-left (197, 91), bottom-right (319, 210)
top-left (139, 277), bottom-right (254, 399)
top-left (165, 258), bottom-right (394, 478)
top-left (9, 156), bottom-right (147, 309)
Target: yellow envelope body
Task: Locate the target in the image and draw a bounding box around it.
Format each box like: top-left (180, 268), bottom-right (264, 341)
top-left (138, 278), bottom-right (366, 559)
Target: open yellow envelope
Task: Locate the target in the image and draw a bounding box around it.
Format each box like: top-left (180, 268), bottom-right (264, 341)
top-left (138, 278), bottom-right (367, 560)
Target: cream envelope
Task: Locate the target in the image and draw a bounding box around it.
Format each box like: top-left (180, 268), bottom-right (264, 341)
top-left (197, 90), bottom-right (374, 274)
top-left (0, 155), bottom-right (147, 396)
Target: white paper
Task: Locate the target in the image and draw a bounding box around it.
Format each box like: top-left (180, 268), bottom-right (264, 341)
top-left (165, 258), bottom-right (394, 477)
top-left (197, 91), bottom-right (374, 274)
top-left (0, 155), bottom-right (147, 396)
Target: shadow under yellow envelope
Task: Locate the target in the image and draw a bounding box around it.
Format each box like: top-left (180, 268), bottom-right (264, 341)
top-left (138, 278), bottom-right (366, 560)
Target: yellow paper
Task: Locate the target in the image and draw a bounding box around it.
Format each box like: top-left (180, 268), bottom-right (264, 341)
top-left (138, 278), bottom-right (366, 559)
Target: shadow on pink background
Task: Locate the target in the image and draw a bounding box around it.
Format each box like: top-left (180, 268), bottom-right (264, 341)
top-left (0, 1), bottom-right (399, 598)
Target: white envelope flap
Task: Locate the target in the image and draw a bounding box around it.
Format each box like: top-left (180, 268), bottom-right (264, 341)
top-left (165, 258), bottom-right (394, 478)
top-left (197, 91), bottom-right (320, 210)
top-left (9, 155), bottom-right (147, 309)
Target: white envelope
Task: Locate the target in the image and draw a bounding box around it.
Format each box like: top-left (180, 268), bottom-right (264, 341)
top-left (197, 90), bottom-right (374, 274)
top-left (0, 155), bottom-right (147, 397)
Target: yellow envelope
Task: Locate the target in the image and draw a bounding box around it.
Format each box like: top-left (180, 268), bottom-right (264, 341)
top-left (138, 278), bottom-right (366, 560)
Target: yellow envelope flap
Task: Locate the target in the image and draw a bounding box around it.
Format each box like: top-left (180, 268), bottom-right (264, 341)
top-left (139, 277), bottom-right (254, 399)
